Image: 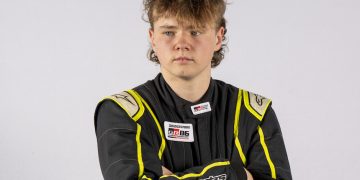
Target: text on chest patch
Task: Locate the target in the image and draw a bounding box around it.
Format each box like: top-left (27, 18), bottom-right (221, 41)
top-left (164, 121), bottom-right (194, 142)
top-left (191, 102), bottom-right (211, 115)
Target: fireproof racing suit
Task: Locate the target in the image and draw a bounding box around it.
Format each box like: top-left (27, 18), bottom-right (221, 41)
top-left (94, 73), bottom-right (292, 180)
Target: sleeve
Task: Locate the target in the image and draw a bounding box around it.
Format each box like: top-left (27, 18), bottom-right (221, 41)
top-left (246, 106), bottom-right (292, 180)
top-left (143, 159), bottom-right (245, 180)
top-left (95, 100), bottom-right (248, 180)
top-left (95, 99), bottom-right (162, 180)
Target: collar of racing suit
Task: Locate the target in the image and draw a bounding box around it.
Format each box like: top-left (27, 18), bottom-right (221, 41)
top-left (153, 73), bottom-right (217, 119)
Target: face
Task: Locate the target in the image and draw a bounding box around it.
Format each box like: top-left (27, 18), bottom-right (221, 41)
top-left (149, 17), bottom-right (224, 80)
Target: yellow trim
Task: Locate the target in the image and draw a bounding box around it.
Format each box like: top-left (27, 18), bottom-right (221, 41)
top-left (127, 90), bottom-right (145, 121)
top-left (136, 124), bottom-right (144, 179)
top-left (258, 127), bottom-right (276, 179)
top-left (261, 100), bottom-right (271, 120)
top-left (99, 90), bottom-right (145, 122)
top-left (100, 96), bottom-right (133, 118)
top-left (234, 89), bottom-right (247, 165)
top-left (131, 90), bottom-right (166, 160)
top-left (141, 175), bottom-right (152, 180)
top-left (160, 161), bottom-right (230, 179)
top-left (243, 91), bottom-right (262, 120)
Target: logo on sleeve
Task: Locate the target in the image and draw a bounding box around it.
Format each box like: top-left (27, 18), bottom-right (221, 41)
top-left (200, 174), bottom-right (227, 180)
top-left (191, 102), bottom-right (211, 115)
top-left (164, 121), bottom-right (194, 142)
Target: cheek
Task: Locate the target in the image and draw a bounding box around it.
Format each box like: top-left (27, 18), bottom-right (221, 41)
top-left (194, 38), bottom-right (217, 61)
top-left (155, 38), bottom-right (172, 51)
top-left (196, 39), bottom-right (216, 53)
top-left (154, 38), bottom-right (173, 63)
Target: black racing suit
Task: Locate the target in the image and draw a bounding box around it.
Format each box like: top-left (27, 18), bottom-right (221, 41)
top-left (94, 74), bottom-right (292, 180)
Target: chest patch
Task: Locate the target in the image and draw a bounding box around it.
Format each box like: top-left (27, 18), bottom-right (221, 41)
top-left (164, 121), bottom-right (194, 142)
top-left (190, 102), bottom-right (211, 115)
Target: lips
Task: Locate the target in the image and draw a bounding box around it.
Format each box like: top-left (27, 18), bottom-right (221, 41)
top-left (174, 57), bottom-right (193, 62)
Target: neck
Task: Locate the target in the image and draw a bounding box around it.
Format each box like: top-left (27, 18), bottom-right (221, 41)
top-left (161, 71), bottom-right (211, 103)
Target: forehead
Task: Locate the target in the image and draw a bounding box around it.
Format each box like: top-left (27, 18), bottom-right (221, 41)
top-left (153, 16), bottom-right (214, 30)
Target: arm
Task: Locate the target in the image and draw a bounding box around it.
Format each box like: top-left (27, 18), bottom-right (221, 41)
top-left (246, 107), bottom-right (292, 180)
top-left (162, 167), bottom-right (254, 179)
top-left (95, 100), bottom-right (162, 179)
top-left (157, 161), bottom-right (238, 179)
top-left (95, 100), bottom-right (249, 180)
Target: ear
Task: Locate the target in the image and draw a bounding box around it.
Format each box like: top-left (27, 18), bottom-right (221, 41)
top-left (148, 28), bottom-right (156, 50)
top-left (214, 27), bottom-right (225, 51)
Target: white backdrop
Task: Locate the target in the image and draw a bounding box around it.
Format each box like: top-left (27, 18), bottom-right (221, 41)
top-left (1, 0), bottom-right (359, 179)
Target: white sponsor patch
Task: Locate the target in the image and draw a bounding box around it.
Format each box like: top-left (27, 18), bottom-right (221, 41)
top-left (164, 121), bottom-right (194, 142)
top-left (191, 102), bottom-right (212, 115)
top-left (200, 174), bottom-right (227, 180)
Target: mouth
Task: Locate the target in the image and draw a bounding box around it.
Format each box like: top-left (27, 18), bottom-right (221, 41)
top-left (173, 57), bottom-right (194, 63)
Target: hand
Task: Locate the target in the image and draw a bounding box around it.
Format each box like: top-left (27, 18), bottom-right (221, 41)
top-left (162, 166), bottom-right (173, 175)
top-left (244, 168), bottom-right (254, 180)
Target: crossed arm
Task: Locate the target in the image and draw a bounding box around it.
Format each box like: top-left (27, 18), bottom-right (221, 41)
top-left (162, 166), bottom-right (253, 179)
top-left (95, 100), bottom-right (291, 180)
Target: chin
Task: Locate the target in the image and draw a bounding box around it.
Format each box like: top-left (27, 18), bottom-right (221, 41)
top-left (174, 71), bottom-right (195, 81)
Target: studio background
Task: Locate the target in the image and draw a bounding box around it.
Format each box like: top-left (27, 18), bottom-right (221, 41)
top-left (1, 0), bottom-right (359, 179)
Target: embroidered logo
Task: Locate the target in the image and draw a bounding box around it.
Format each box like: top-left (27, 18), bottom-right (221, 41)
top-left (254, 94), bottom-right (265, 106)
top-left (191, 102), bottom-right (211, 115)
top-left (113, 93), bottom-right (135, 105)
top-left (164, 121), bottom-right (194, 142)
top-left (200, 174), bottom-right (227, 180)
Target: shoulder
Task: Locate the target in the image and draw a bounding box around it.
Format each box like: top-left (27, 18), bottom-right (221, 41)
top-left (95, 90), bottom-right (145, 121)
top-left (213, 79), bottom-right (272, 121)
top-left (241, 90), bottom-right (272, 121)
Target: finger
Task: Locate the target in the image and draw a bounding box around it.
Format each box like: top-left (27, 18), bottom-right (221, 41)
top-left (244, 168), bottom-right (254, 180)
top-left (162, 166), bottom-right (173, 175)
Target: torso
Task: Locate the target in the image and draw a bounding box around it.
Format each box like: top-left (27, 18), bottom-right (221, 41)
top-left (133, 74), bottom-right (245, 172)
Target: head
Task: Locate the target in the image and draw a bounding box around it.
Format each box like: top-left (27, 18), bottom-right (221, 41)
top-left (143, 0), bottom-right (228, 79)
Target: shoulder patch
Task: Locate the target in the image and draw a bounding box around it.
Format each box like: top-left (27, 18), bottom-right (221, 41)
top-left (243, 90), bottom-right (272, 121)
top-left (102, 90), bottom-right (144, 121)
top-left (111, 91), bottom-right (139, 117)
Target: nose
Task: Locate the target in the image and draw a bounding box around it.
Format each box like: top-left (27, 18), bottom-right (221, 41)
top-left (174, 32), bottom-right (191, 51)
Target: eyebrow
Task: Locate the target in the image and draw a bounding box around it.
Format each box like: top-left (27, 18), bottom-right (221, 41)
top-left (159, 25), bottom-right (199, 30)
top-left (159, 25), bottom-right (178, 29)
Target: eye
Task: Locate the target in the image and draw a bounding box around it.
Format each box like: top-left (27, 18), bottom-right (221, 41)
top-left (191, 31), bottom-right (201, 36)
top-left (163, 31), bottom-right (174, 36)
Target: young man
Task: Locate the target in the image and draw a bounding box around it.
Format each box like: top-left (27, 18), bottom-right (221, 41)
top-left (94, 0), bottom-right (292, 179)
